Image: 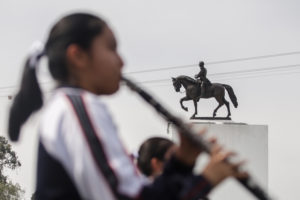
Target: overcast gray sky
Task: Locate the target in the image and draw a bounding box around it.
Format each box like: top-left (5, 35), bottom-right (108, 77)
top-left (0, 0), bottom-right (300, 199)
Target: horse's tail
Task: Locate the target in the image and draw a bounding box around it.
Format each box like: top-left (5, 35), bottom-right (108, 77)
top-left (222, 84), bottom-right (238, 108)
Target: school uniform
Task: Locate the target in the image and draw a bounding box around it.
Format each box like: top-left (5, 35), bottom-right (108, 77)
top-left (36, 87), bottom-right (212, 200)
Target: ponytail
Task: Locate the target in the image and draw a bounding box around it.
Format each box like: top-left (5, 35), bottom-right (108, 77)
top-left (8, 42), bottom-right (45, 141)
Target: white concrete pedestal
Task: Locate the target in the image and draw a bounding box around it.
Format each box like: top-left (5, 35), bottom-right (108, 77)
top-left (170, 122), bottom-right (268, 200)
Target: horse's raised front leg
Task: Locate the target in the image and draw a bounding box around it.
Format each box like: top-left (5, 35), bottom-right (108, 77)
top-left (180, 97), bottom-right (189, 111)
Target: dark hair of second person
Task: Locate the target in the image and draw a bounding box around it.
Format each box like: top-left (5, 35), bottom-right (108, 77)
top-left (137, 137), bottom-right (211, 200)
top-left (137, 137), bottom-right (174, 178)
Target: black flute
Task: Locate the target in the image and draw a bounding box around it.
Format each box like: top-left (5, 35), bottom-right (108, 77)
top-left (122, 76), bottom-right (273, 200)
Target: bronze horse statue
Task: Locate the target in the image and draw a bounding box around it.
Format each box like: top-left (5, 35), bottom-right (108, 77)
top-left (172, 75), bottom-right (238, 119)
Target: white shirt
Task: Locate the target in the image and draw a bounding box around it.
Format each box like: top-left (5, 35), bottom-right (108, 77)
top-left (39, 87), bottom-right (145, 200)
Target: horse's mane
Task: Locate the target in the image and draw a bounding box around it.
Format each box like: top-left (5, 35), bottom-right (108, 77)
top-left (177, 75), bottom-right (197, 84)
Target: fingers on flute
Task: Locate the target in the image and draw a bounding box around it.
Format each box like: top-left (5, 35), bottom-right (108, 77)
top-left (203, 147), bottom-right (247, 186)
top-left (222, 152), bottom-right (248, 180)
top-left (232, 161), bottom-right (249, 179)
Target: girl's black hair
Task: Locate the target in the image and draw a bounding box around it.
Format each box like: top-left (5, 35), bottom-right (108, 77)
top-left (137, 137), bottom-right (174, 177)
top-left (8, 13), bottom-right (106, 141)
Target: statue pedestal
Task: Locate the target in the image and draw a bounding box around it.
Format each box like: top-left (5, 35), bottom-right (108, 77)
top-left (169, 121), bottom-right (268, 200)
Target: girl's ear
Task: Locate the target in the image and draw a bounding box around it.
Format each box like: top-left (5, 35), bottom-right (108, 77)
top-left (66, 44), bottom-right (89, 70)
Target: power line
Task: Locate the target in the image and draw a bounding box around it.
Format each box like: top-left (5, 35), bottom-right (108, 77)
top-left (136, 64), bottom-right (300, 84)
top-left (212, 70), bottom-right (300, 82)
top-left (124, 51), bottom-right (300, 74)
top-left (142, 69), bottom-right (300, 88)
top-left (209, 64), bottom-right (300, 77)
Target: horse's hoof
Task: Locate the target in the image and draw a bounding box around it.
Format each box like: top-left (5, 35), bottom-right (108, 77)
top-left (183, 108), bottom-right (188, 111)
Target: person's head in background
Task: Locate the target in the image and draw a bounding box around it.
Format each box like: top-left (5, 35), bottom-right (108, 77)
top-left (137, 137), bottom-right (175, 179)
top-left (137, 137), bottom-right (211, 200)
top-left (9, 13), bottom-right (124, 140)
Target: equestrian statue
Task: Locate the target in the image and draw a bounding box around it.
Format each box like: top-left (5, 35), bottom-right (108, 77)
top-left (172, 61), bottom-right (238, 119)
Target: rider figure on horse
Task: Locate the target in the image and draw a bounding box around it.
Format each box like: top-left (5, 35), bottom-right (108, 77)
top-left (195, 61), bottom-right (212, 97)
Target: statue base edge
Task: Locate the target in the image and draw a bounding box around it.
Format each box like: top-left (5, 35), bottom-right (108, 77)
top-left (190, 116), bottom-right (231, 120)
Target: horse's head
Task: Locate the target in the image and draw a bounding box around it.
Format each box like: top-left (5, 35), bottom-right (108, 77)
top-left (172, 77), bottom-right (181, 92)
